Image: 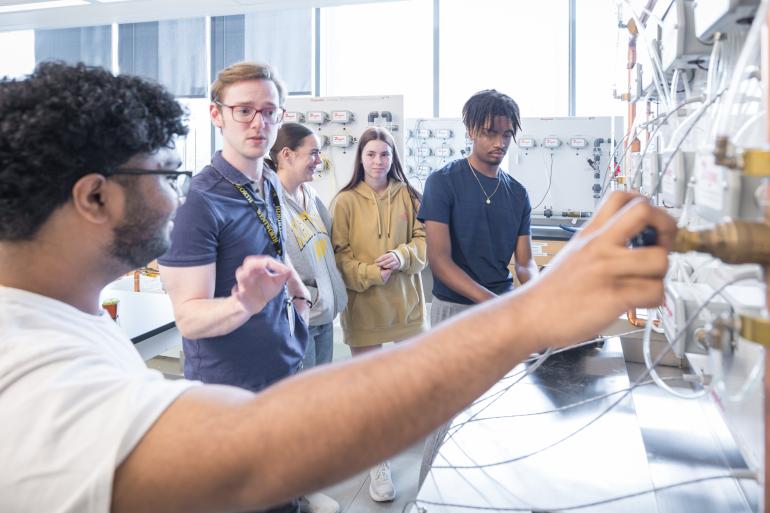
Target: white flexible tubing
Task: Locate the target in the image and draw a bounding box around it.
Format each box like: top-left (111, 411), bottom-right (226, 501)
top-left (714, 0), bottom-right (768, 138)
top-left (716, 354), bottom-right (763, 403)
top-left (663, 98), bottom-right (709, 153)
top-left (625, 2), bottom-right (672, 110)
top-left (705, 35), bottom-right (722, 102)
top-left (733, 110), bottom-right (766, 144)
top-left (677, 177), bottom-right (696, 229)
top-left (670, 69), bottom-right (680, 105)
top-left (642, 308), bottom-right (719, 399)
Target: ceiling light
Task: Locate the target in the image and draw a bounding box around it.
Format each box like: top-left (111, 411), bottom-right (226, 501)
top-left (0, 0), bottom-right (89, 14)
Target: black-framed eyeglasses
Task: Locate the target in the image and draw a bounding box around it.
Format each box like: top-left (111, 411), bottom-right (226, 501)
top-left (215, 102), bottom-right (285, 125)
top-left (107, 169), bottom-right (193, 198)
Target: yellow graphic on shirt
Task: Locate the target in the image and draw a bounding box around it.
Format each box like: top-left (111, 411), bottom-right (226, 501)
top-left (314, 237), bottom-right (329, 259)
top-left (289, 211), bottom-right (329, 252)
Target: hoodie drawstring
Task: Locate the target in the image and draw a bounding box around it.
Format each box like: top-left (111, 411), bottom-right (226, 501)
top-left (368, 182), bottom-right (393, 239)
top-left (386, 186), bottom-right (391, 238)
top-left (370, 189), bottom-right (382, 238)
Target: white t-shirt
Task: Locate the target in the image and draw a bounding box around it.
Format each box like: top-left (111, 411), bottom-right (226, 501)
top-left (0, 286), bottom-right (199, 513)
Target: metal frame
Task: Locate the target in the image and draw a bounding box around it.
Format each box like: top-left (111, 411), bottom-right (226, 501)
top-left (569, 0), bottom-right (577, 116)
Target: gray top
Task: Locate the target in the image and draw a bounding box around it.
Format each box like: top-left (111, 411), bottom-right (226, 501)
top-left (282, 183), bottom-right (347, 326)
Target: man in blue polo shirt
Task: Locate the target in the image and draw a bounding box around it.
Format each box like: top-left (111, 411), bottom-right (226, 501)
top-left (159, 62), bottom-right (319, 513)
top-left (416, 88), bottom-right (538, 483)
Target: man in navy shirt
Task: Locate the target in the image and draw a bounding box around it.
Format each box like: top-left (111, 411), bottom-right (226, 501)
top-left (419, 89), bottom-right (537, 319)
top-left (417, 89), bottom-right (539, 482)
top-left (158, 62), bottom-right (319, 513)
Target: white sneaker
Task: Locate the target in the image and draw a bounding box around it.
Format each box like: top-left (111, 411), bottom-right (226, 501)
top-left (299, 493), bottom-right (340, 513)
top-left (369, 461), bottom-right (396, 502)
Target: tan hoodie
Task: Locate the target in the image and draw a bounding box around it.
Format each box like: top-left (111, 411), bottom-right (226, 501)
top-left (331, 179), bottom-right (428, 346)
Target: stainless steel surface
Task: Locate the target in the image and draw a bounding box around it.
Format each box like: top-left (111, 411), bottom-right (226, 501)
top-left (417, 338), bottom-right (757, 513)
top-left (530, 223), bottom-right (574, 240)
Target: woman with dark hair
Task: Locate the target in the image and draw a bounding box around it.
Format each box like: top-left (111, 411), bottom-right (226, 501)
top-left (270, 123), bottom-right (347, 513)
top-left (330, 127), bottom-right (427, 503)
top-left (271, 123), bottom-right (347, 371)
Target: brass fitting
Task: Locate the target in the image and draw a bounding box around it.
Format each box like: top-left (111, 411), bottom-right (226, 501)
top-left (713, 135), bottom-right (739, 170)
top-left (713, 135), bottom-right (770, 176)
top-left (740, 314), bottom-right (770, 347)
top-left (626, 18), bottom-right (638, 35)
top-left (743, 149), bottom-right (770, 177)
top-left (673, 220), bottom-right (770, 265)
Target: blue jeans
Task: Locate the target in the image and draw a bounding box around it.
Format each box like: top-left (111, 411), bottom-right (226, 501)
top-left (302, 322), bottom-right (334, 369)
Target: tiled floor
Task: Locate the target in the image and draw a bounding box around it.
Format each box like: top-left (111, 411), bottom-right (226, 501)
top-left (319, 441), bottom-right (423, 513)
top-left (322, 330), bottom-right (423, 513)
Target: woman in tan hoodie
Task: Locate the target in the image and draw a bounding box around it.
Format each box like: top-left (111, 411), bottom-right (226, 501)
top-left (331, 127), bottom-right (427, 502)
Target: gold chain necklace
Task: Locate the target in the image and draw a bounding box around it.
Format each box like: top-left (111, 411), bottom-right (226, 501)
top-left (466, 158), bottom-right (501, 205)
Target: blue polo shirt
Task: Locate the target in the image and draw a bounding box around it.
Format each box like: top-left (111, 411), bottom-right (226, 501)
top-left (159, 151), bottom-right (308, 392)
top-left (417, 158), bottom-right (531, 305)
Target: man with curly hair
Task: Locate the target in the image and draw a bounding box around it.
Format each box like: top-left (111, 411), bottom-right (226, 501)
top-left (0, 62), bottom-right (675, 513)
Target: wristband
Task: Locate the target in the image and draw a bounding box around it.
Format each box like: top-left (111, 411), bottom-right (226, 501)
top-left (289, 296), bottom-right (313, 308)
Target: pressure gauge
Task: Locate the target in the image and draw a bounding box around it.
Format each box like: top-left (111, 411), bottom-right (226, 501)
top-left (330, 134), bottom-right (354, 147)
top-left (283, 111), bottom-right (304, 123)
top-left (518, 137), bottom-right (536, 149)
top-left (331, 110), bottom-right (354, 124)
top-left (569, 137), bottom-right (589, 149)
top-left (306, 111), bottom-right (328, 124)
top-left (542, 136), bottom-right (562, 149)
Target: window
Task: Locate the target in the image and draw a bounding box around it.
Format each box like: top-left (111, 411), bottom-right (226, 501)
top-left (576, 0), bottom-right (627, 117)
top-left (0, 30), bottom-right (34, 78)
top-left (211, 15), bottom-right (245, 83)
top-left (439, 0), bottom-right (569, 118)
top-left (245, 10), bottom-right (312, 95)
top-left (35, 25), bottom-right (111, 69)
top-left (119, 18), bottom-right (207, 97)
top-left (211, 10), bottom-right (313, 96)
top-left (320, 0), bottom-right (433, 118)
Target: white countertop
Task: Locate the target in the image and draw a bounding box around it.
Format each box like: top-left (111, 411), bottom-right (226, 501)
top-left (99, 288), bottom-right (176, 343)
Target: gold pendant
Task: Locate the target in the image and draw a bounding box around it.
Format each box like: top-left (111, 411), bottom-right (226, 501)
top-left (486, 199), bottom-right (491, 204)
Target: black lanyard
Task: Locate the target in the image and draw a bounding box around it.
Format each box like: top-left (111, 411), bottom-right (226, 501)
top-left (233, 181), bottom-right (283, 257)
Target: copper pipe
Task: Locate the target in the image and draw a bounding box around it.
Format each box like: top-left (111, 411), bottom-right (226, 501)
top-left (627, 307), bottom-right (660, 328)
top-left (764, 347), bottom-right (769, 513)
top-left (765, 266), bottom-right (769, 513)
top-left (760, 4), bottom-right (770, 500)
top-left (626, 19), bottom-right (642, 330)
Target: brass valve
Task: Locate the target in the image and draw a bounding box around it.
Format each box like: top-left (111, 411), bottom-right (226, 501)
top-left (673, 220), bottom-right (770, 266)
top-left (673, 220), bottom-right (770, 346)
top-left (713, 135), bottom-right (770, 176)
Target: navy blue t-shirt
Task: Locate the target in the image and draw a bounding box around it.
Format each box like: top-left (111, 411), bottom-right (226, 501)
top-left (417, 158), bottom-right (531, 305)
top-left (159, 151), bottom-right (308, 392)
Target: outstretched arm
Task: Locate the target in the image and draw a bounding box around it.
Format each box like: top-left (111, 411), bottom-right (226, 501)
top-left (114, 192), bottom-right (675, 513)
